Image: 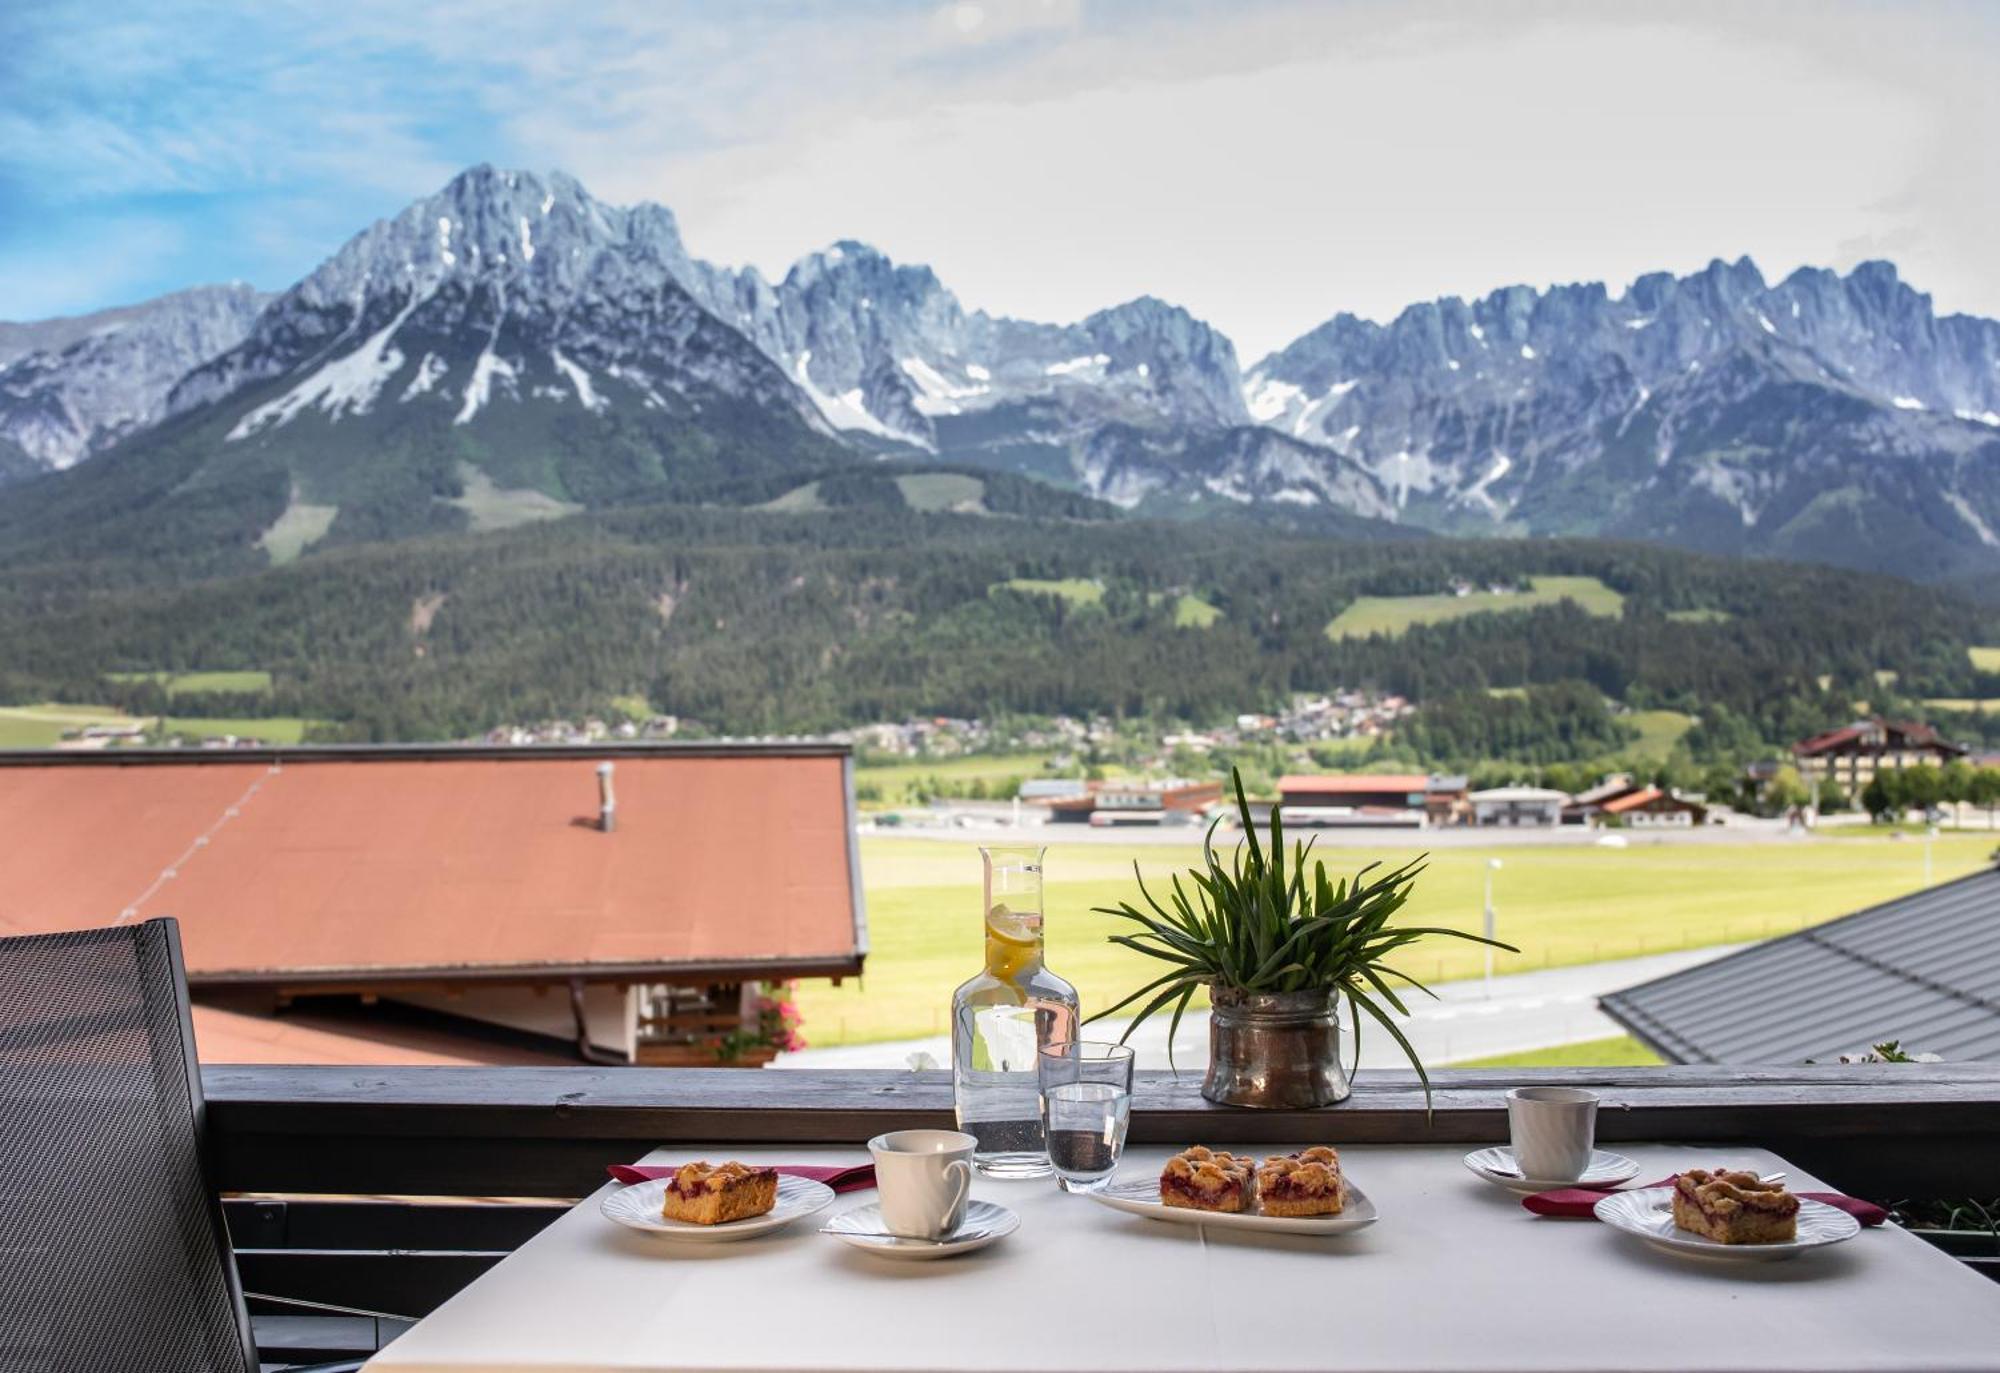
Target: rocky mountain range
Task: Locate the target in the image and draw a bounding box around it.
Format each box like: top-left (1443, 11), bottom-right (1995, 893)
top-left (0, 283), bottom-right (268, 469)
top-left (1, 164), bottom-right (1995, 584)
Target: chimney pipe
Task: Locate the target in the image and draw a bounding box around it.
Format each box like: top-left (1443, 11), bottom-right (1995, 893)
top-left (597, 761), bottom-right (616, 833)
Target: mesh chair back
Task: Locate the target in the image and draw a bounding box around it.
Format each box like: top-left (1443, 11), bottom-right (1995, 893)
top-left (0, 920), bottom-right (256, 1373)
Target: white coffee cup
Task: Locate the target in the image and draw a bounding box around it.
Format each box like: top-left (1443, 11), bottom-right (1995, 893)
top-left (868, 1129), bottom-right (975, 1240)
top-left (1506, 1086), bottom-right (1599, 1181)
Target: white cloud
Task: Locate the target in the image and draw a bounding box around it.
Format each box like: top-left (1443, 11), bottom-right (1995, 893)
top-left (495, 1), bottom-right (2000, 357)
top-left (6, 0), bottom-right (1999, 352)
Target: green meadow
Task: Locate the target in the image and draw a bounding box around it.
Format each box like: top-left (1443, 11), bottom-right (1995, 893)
top-left (794, 830), bottom-right (1997, 1045)
top-left (1325, 575), bottom-right (1624, 641)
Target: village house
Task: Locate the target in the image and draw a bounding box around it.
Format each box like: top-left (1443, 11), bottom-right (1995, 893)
top-left (1793, 717), bottom-right (1965, 793)
top-left (0, 742), bottom-right (865, 1067)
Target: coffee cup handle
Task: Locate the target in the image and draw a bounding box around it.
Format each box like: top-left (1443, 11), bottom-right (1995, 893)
top-left (944, 1159), bottom-right (971, 1219)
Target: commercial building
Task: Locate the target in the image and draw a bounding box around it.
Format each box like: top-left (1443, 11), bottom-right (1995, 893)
top-left (1467, 786), bottom-right (1569, 827)
top-left (1044, 778), bottom-right (1223, 825)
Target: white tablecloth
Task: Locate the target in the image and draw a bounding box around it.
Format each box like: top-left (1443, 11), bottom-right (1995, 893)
top-left (367, 1143), bottom-right (2000, 1372)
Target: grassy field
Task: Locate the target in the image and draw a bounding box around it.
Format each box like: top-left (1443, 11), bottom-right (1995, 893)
top-left (1926, 698), bottom-right (2000, 713)
top-left (1970, 647), bottom-right (2000, 672)
top-left (1616, 709), bottom-right (1697, 763)
top-left (1666, 609), bottom-right (1733, 624)
top-left (258, 495), bottom-right (338, 565)
top-left (896, 472), bottom-right (986, 512)
top-left (162, 716), bottom-right (314, 743)
top-left (997, 577), bottom-right (1104, 606)
top-left (1449, 1035), bottom-right (1662, 1068)
top-left (794, 830), bottom-right (1998, 1045)
top-left (1325, 575), bottom-right (1624, 641)
top-left (0, 701), bottom-right (312, 747)
top-left (105, 670), bottom-right (274, 695)
top-left (856, 753), bottom-right (1056, 806)
top-left (1172, 593), bottom-right (1221, 628)
top-left (0, 703), bottom-right (134, 747)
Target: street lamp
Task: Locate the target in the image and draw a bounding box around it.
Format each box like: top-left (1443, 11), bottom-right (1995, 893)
top-left (1483, 858), bottom-right (1503, 998)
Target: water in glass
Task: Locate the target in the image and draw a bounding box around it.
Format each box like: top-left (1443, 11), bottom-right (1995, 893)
top-left (1044, 1082), bottom-right (1130, 1192)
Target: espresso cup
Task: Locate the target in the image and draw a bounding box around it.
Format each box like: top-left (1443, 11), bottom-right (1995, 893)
top-left (868, 1129), bottom-right (975, 1240)
top-left (1506, 1086), bottom-right (1598, 1181)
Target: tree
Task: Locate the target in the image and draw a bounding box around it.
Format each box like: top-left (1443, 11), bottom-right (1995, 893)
top-left (1969, 766), bottom-right (2000, 829)
top-left (1861, 770), bottom-right (1905, 823)
top-left (1764, 765), bottom-right (1809, 817)
top-left (1902, 763), bottom-right (1944, 816)
top-left (1940, 760), bottom-right (1973, 824)
top-left (1816, 776), bottom-right (1848, 814)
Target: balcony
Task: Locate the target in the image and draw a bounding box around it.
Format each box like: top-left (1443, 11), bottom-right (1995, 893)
top-left (213, 1061), bottom-right (2000, 1362)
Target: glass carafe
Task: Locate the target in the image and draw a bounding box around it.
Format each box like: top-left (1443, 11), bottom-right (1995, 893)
top-left (950, 844), bottom-right (1080, 1178)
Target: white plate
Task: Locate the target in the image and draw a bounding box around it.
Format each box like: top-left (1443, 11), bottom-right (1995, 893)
top-left (821, 1200), bottom-right (1019, 1260)
top-left (1594, 1187), bottom-right (1861, 1263)
top-left (600, 1174), bottom-right (834, 1242)
top-left (1088, 1172), bottom-right (1379, 1235)
top-left (1463, 1146), bottom-right (1640, 1194)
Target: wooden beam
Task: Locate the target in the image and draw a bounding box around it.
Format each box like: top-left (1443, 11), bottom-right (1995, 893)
top-left (202, 1064), bottom-right (2000, 1201)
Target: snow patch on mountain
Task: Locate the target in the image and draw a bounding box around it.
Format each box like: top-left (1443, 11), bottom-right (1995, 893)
top-left (401, 353), bottom-right (447, 400)
top-left (551, 349), bottom-right (604, 412)
top-left (457, 345), bottom-right (517, 425)
top-left (228, 298), bottom-right (418, 440)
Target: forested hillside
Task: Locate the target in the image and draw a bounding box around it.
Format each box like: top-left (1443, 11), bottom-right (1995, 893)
top-left (2, 498), bottom-right (1992, 755)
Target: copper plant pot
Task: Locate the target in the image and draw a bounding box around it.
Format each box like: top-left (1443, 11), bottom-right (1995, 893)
top-left (1202, 986), bottom-right (1350, 1109)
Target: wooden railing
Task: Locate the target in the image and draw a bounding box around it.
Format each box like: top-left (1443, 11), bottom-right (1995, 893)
top-left (206, 1064), bottom-right (2000, 1323)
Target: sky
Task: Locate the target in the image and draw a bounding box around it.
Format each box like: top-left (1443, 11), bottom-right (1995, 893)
top-left (2, 0), bottom-right (1997, 361)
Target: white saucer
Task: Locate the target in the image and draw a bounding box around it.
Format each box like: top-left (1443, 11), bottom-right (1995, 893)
top-left (1595, 1187), bottom-right (1861, 1263)
top-left (600, 1174), bottom-right (834, 1242)
top-left (1463, 1146), bottom-right (1641, 1194)
top-left (821, 1200), bottom-right (1019, 1260)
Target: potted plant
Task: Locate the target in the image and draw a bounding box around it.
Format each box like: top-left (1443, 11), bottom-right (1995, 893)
top-left (1090, 769), bottom-right (1514, 1108)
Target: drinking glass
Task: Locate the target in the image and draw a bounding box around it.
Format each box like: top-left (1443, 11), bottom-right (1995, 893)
top-left (1037, 1040), bottom-right (1135, 1192)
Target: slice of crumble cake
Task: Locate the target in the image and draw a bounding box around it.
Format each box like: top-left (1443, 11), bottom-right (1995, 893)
top-left (1257, 1146), bottom-right (1344, 1217)
top-left (1159, 1146), bottom-right (1254, 1213)
top-left (1671, 1168), bottom-right (1799, 1244)
top-left (662, 1160), bottom-right (780, 1225)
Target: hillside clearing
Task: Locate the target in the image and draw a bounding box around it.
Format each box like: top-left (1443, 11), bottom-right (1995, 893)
top-left (450, 464), bottom-right (582, 532)
top-left (895, 472), bottom-right (985, 512)
top-left (1325, 575), bottom-right (1625, 640)
top-left (105, 670), bottom-right (273, 695)
top-left (258, 494), bottom-right (338, 565)
top-left (1970, 647), bottom-right (2000, 672)
top-left (995, 577), bottom-right (1104, 606)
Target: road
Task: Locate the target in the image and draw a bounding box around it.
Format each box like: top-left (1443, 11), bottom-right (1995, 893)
top-left (863, 809), bottom-right (1823, 848)
top-left (773, 942), bottom-right (1743, 1072)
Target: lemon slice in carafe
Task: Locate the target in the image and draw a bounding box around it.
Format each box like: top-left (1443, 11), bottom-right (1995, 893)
top-left (984, 901), bottom-right (1041, 980)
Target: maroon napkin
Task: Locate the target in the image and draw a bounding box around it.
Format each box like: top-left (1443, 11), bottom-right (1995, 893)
top-left (607, 1161), bottom-right (876, 1193)
top-left (1522, 1175), bottom-right (1886, 1227)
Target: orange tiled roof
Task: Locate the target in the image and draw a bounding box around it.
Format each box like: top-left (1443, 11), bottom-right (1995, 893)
top-left (190, 1003), bottom-right (576, 1066)
top-left (0, 747), bottom-right (863, 982)
top-left (1277, 774), bottom-right (1429, 794)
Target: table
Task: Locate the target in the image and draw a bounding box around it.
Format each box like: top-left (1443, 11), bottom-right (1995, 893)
top-left (367, 1143), bottom-right (2000, 1372)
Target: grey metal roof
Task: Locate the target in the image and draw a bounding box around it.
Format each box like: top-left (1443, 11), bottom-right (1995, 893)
top-left (1600, 864), bottom-right (2000, 1065)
